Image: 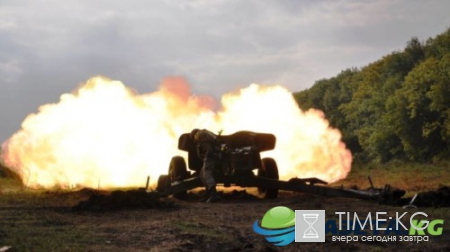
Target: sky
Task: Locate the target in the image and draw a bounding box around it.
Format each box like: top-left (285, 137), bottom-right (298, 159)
top-left (1, 0), bottom-right (450, 143)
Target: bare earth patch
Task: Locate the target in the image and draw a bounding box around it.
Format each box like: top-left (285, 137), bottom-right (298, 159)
top-left (0, 185), bottom-right (449, 252)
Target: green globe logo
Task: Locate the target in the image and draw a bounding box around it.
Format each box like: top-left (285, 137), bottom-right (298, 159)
top-left (261, 206), bottom-right (295, 229)
top-left (253, 206), bottom-right (296, 246)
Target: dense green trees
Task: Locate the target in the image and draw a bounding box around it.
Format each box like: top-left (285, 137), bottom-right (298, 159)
top-left (294, 28), bottom-right (450, 163)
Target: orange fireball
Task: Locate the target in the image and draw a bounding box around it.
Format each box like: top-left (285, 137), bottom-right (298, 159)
top-left (1, 76), bottom-right (351, 189)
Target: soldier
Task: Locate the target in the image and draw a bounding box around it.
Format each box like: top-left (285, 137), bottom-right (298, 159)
top-left (190, 128), bottom-right (221, 203)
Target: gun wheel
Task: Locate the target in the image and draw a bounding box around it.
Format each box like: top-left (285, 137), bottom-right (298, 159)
top-left (156, 175), bottom-right (170, 193)
top-left (169, 156), bottom-right (189, 199)
top-left (257, 158), bottom-right (279, 199)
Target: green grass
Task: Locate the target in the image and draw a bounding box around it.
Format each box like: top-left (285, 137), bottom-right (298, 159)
top-left (0, 212), bottom-right (93, 252)
top-left (333, 160), bottom-right (450, 196)
top-left (173, 221), bottom-right (227, 240)
top-left (0, 179), bottom-right (98, 251)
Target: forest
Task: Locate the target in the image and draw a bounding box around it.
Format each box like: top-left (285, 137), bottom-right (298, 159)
top-left (294, 28), bottom-right (450, 163)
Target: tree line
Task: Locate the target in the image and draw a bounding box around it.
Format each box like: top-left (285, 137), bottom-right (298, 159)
top-left (294, 28), bottom-right (450, 163)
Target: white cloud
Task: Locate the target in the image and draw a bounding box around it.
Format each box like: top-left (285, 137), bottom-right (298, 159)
top-left (0, 59), bottom-right (23, 82)
top-left (0, 0), bottom-right (450, 141)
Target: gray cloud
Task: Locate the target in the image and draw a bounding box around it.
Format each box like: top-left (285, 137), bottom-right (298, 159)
top-left (1, 0), bottom-right (450, 142)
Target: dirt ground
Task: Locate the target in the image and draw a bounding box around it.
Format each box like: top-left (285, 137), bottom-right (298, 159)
top-left (0, 186), bottom-right (449, 252)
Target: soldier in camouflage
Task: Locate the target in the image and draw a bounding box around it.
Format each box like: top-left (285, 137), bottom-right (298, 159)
top-left (190, 128), bottom-right (221, 203)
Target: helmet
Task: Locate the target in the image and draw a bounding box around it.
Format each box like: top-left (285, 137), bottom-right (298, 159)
top-left (190, 128), bottom-right (200, 140)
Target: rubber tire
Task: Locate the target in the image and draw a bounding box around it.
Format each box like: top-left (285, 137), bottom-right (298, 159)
top-left (169, 156), bottom-right (189, 199)
top-left (257, 158), bottom-right (279, 199)
top-left (156, 175), bottom-right (170, 193)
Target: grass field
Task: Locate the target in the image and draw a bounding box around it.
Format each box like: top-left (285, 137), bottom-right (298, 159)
top-left (334, 160), bottom-right (450, 196)
top-left (0, 162), bottom-right (449, 251)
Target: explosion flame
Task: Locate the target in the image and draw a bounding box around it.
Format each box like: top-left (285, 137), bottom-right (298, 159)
top-left (1, 76), bottom-right (352, 189)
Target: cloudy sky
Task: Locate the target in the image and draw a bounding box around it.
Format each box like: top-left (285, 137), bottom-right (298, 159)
top-left (1, 0), bottom-right (449, 143)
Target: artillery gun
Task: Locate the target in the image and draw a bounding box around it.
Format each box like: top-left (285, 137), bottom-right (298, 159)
top-left (156, 131), bottom-right (280, 199)
top-left (156, 130), bottom-right (405, 203)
